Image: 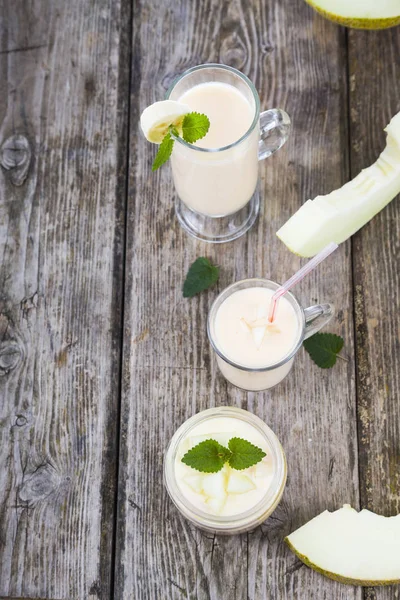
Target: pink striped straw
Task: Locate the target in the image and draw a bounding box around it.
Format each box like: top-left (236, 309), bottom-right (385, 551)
top-left (268, 242), bottom-right (338, 322)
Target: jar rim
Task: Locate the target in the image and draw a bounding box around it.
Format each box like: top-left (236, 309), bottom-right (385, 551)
top-left (164, 407), bottom-right (287, 532)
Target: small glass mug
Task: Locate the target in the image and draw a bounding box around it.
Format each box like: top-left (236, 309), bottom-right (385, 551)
top-left (207, 279), bottom-right (334, 391)
top-left (166, 64), bottom-right (290, 243)
top-left (164, 406), bottom-right (287, 534)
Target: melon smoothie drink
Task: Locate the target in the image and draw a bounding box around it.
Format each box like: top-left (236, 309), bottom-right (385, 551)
top-left (166, 64), bottom-right (291, 243)
top-left (174, 81), bottom-right (255, 216)
top-left (208, 279), bottom-right (334, 391)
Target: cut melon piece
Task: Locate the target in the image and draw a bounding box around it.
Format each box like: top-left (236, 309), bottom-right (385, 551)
top-left (205, 496), bottom-right (227, 515)
top-left (252, 326), bottom-right (266, 349)
top-left (182, 474), bottom-right (204, 494)
top-left (285, 504), bottom-right (400, 586)
top-left (252, 304), bottom-right (267, 348)
top-left (277, 111), bottom-right (400, 257)
top-left (226, 472), bottom-right (256, 494)
top-left (201, 470), bottom-right (227, 500)
top-left (304, 0), bottom-right (400, 29)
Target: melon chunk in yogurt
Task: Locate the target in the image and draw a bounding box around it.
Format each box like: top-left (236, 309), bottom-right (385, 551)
top-left (175, 417), bottom-right (274, 516)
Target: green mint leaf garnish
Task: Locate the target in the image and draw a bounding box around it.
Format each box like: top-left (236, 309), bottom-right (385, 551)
top-left (303, 332), bottom-right (344, 369)
top-left (181, 437), bottom-right (266, 473)
top-left (152, 132), bottom-right (174, 171)
top-left (181, 112), bottom-right (210, 143)
top-left (182, 439), bottom-right (231, 473)
top-left (183, 257), bottom-right (219, 298)
top-left (228, 437), bottom-right (267, 470)
top-left (150, 112), bottom-right (210, 170)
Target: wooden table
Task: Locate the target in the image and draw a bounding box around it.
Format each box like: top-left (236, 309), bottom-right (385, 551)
top-left (0, 1), bottom-right (399, 599)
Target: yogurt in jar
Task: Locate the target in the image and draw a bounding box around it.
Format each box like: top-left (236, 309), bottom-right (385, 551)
top-left (164, 407), bottom-right (287, 534)
top-left (175, 416), bottom-right (274, 517)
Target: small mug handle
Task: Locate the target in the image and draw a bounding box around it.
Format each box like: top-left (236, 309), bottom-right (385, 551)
top-left (258, 109), bottom-right (291, 161)
top-left (303, 304), bottom-right (334, 340)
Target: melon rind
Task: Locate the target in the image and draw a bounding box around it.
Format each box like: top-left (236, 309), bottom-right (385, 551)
top-left (305, 0), bottom-right (400, 29)
top-left (286, 539), bottom-right (400, 586)
top-left (285, 505), bottom-right (400, 586)
top-left (277, 111), bottom-right (400, 257)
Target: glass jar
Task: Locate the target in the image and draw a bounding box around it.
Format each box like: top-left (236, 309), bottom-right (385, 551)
top-left (164, 407), bottom-right (287, 534)
top-left (207, 278), bottom-right (334, 391)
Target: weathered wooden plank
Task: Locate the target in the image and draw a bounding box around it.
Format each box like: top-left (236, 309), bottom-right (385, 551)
top-left (348, 27), bottom-right (400, 600)
top-left (243, 3), bottom-right (360, 598)
top-left (0, 1), bottom-right (130, 598)
top-left (116, 1), bottom-right (360, 599)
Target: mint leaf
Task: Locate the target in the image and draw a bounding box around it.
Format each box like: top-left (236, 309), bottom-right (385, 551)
top-left (228, 437), bottom-right (266, 470)
top-left (183, 257), bottom-right (219, 298)
top-left (182, 437), bottom-right (266, 473)
top-left (149, 112), bottom-right (210, 170)
top-left (182, 439), bottom-right (232, 473)
top-left (303, 332), bottom-right (344, 369)
top-left (152, 133), bottom-right (174, 171)
top-left (182, 112), bottom-right (210, 143)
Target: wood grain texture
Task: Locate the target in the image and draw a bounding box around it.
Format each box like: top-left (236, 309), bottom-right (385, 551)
top-left (116, 1), bottom-right (360, 598)
top-left (348, 27), bottom-right (400, 600)
top-left (0, 1), bottom-right (129, 598)
top-left (3, 1), bottom-right (399, 598)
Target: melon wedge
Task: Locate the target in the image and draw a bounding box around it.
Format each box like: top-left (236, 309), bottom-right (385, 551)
top-left (201, 470), bottom-right (227, 500)
top-left (226, 472), bottom-right (256, 494)
top-left (205, 496), bottom-right (227, 514)
top-left (183, 474), bottom-right (204, 494)
top-left (285, 504), bottom-right (400, 586)
top-left (277, 111), bottom-right (400, 257)
top-left (305, 0), bottom-right (400, 29)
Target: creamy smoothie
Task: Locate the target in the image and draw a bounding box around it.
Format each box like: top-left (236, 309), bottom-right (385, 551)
top-left (164, 407), bottom-right (287, 533)
top-left (175, 416), bottom-right (273, 517)
top-left (170, 81), bottom-right (259, 217)
top-left (209, 285), bottom-right (302, 390)
top-left (179, 82), bottom-right (253, 149)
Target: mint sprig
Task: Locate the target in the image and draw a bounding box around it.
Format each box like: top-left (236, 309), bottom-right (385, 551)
top-left (303, 332), bottom-right (344, 368)
top-left (227, 437), bottom-right (267, 470)
top-left (181, 439), bottom-right (231, 473)
top-left (152, 112), bottom-right (210, 171)
top-left (182, 437), bottom-right (267, 473)
top-left (183, 257), bottom-right (219, 298)
top-left (181, 112), bottom-right (210, 143)
top-left (151, 133), bottom-right (174, 171)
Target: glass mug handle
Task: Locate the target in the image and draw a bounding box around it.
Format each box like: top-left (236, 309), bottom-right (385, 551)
top-left (303, 304), bottom-right (334, 340)
top-left (258, 109), bottom-right (291, 161)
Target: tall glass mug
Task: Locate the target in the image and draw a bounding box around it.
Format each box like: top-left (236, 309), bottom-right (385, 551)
top-left (207, 279), bottom-right (334, 391)
top-left (166, 64), bottom-right (290, 243)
